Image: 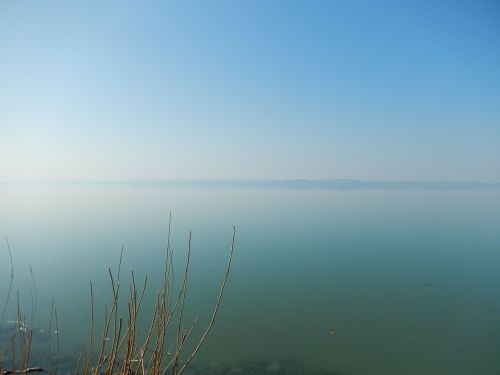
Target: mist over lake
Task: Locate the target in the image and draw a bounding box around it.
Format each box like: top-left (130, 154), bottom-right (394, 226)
top-left (1, 184), bottom-right (499, 374)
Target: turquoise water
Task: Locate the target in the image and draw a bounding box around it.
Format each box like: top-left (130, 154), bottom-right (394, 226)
top-left (1, 185), bottom-right (500, 374)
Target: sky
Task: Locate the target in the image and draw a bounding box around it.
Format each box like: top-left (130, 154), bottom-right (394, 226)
top-left (0, 0), bottom-right (499, 182)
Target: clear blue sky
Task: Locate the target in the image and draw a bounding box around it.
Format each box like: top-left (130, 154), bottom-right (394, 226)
top-left (1, 0), bottom-right (499, 181)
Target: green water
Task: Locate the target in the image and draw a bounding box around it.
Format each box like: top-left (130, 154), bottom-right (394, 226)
top-left (1, 185), bottom-right (500, 374)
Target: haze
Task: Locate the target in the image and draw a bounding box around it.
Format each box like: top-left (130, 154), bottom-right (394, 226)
top-left (1, 1), bottom-right (499, 182)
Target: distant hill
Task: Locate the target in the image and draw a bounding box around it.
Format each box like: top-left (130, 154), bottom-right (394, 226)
top-left (119, 179), bottom-right (500, 190)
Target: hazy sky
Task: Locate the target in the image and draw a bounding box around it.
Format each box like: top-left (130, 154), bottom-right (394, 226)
top-left (1, 1), bottom-right (499, 182)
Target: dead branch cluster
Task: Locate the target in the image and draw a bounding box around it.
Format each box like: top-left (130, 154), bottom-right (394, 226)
top-left (1, 219), bottom-right (236, 375)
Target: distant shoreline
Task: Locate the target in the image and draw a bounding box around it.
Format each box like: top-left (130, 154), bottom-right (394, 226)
top-left (1, 179), bottom-right (500, 190)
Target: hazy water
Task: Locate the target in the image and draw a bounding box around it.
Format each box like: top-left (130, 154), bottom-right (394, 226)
top-left (1, 185), bottom-right (500, 374)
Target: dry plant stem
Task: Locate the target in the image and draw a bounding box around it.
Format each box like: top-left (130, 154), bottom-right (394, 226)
top-left (140, 349), bottom-right (145, 375)
top-left (15, 293), bottom-right (21, 369)
top-left (121, 282), bottom-right (136, 373)
top-left (134, 296), bottom-right (160, 364)
top-left (28, 266), bottom-right (37, 330)
top-left (163, 316), bottom-right (199, 372)
top-left (105, 317), bottom-right (122, 375)
top-left (108, 255), bottom-right (144, 374)
top-left (141, 249), bottom-right (186, 373)
top-left (145, 294), bottom-right (163, 375)
top-left (83, 283), bottom-right (94, 375)
top-left (160, 270), bottom-right (189, 343)
top-left (166, 213), bottom-right (175, 310)
top-left (146, 214), bottom-right (176, 374)
top-left (116, 273), bottom-right (148, 373)
top-left (149, 226), bottom-right (193, 375)
top-left (73, 349), bottom-right (82, 375)
top-left (10, 335), bottom-right (15, 371)
top-left (0, 237), bottom-right (14, 332)
top-left (176, 225), bottom-right (236, 375)
top-left (54, 309), bottom-right (59, 375)
top-left (16, 292), bottom-right (32, 371)
top-left (171, 232), bottom-right (192, 375)
top-left (142, 301), bottom-right (160, 372)
top-left (93, 255), bottom-right (123, 375)
top-left (99, 267), bottom-right (145, 375)
top-left (105, 249), bottom-right (124, 375)
top-left (47, 304), bottom-right (52, 375)
top-left (1, 241), bottom-right (37, 374)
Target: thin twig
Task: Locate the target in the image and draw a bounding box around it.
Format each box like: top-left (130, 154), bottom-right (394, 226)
top-left (1, 237), bottom-right (14, 332)
top-left (54, 309), bottom-right (59, 375)
top-left (28, 266), bottom-right (37, 330)
top-left (83, 283), bottom-right (94, 375)
top-left (47, 303), bottom-right (53, 375)
top-left (171, 231), bottom-right (192, 375)
top-left (73, 347), bottom-right (84, 375)
top-left (177, 226), bottom-right (236, 375)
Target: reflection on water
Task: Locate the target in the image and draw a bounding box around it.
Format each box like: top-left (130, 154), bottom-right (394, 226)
top-left (1, 185), bottom-right (500, 374)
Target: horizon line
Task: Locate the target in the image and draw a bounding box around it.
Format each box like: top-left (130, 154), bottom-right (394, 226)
top-left (1, 178), bottom-right (499, 190)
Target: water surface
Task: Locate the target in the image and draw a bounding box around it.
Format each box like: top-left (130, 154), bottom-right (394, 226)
top-left (1, 185), bottom-right (499, 374)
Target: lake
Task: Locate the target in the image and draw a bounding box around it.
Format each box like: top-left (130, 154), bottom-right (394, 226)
top-left (1, 184), bottom-right (499, 374)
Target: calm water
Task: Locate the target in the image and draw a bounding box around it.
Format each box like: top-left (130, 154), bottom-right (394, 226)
top-left (1, 185), bottom-right (500, 374)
